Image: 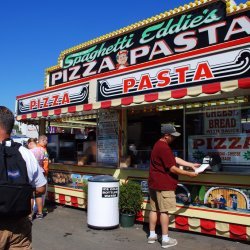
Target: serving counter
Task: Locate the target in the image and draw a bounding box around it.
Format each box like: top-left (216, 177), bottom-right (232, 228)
top-left (47, 164), bottom-right (250, 241)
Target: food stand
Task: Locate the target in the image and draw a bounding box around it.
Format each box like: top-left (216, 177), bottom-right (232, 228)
top-left (16, 0), bottom-right (250, 241)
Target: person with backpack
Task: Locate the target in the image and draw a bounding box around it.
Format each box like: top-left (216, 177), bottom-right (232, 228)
top-left (0, 106), bottom-right (47, 249)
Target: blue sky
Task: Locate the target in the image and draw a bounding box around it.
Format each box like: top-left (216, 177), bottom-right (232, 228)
top-left (0, 0), bottom-right (240, 113)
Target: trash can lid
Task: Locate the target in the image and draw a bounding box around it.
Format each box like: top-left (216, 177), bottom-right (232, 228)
top-left (88, 175), bottom-right (119, 182)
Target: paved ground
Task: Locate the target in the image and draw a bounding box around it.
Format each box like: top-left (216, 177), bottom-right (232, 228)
top-left (32, 203), bottom-right (249, 250)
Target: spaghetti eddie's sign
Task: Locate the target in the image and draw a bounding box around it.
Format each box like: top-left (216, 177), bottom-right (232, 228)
top-left (47, 0), bottom-right (249, 87)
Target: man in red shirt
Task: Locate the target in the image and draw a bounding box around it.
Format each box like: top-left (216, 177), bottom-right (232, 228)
top-left (148, 124), bottom-right (199, 248)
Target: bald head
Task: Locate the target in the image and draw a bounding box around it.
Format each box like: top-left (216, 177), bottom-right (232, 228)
top-left (38, 135), bottom-right (48, 147)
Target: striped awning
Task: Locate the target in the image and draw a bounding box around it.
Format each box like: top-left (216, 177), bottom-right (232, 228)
top-left (16, 77), bottom-right (250, 121)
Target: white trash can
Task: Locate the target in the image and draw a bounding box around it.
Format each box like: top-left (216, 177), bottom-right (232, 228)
top-left (87, 175), bottom-right (119, 229)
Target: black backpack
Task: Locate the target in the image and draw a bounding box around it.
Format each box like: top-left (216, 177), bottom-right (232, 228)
top-left (0, 139), bottom-right (33, 218)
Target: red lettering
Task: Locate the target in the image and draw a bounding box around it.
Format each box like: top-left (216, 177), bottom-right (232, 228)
top-left (123, 78), bottom-right (136, 93)
top-left (207, 138), bottom-right (213, 149)
top-left (193, 62), bottom-right (214, 81)
top-left (61, 93), bottom-right (70, 104)
top-left (243, 137), bottom-right (250, 149)
top-left (43, 97), bottom-right (49, 108)
top-left (214, 138), bottom-right (227, 149)
top-left (157, 70), bottom-right (171, 87)
top-left (193, 139), bottom-right (205, 149)
top-left (37, 99), bottom-right (41, 109)
top-left (138, 74), bottom-right (153, 91)
top-left (30, 100), bottom-right (37, 110)
top-left (52, 95), bottom-right (59, 106)
top-left (228, 137), bottom-right (242, 149)
top-left (175, 66), bottom-right (189, 83)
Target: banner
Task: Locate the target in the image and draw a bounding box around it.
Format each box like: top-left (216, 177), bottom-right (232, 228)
top-left (188, 134), bottom-right (250, 165)
top-left (97, 46), bottom-right (250, 101)
top-left (204, 106), bottom-right (241, 135)
top-left (17, 84), bottom-right (89, 115)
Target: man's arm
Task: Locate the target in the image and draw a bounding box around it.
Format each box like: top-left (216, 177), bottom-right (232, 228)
top-left (170, 165), bottom-right (198, 177)
top-left (175, 157), bottom-right (200, 171)
top-left (20, 147), bottom-right (47, 188)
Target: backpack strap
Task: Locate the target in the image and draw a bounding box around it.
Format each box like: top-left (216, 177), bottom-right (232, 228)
top-left (1, 139), bottom-right (28, 183)
top-left (3, 144), bottom-right (8, 181)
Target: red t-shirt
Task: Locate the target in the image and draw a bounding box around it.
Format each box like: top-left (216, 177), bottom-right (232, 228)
top-left (148, 140), bottom-right (178, 191)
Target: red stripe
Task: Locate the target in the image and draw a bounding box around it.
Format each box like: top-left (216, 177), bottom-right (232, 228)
top-left (54, 109), bottom-right (61, 115)
top-left (68, 106), bottom-right (76, 113)
top-left (175, 216), bottom-right (189, 230)
top-left (83, 104), bottom-right (93, 111)
top-left (238, 78), bottom-right (250, 89)
top-left (171, 88), bottom-right (187, 99)
top-left (71, 196), bottom-right (78, 208)
top-left (200, 219), bottom-right (216, 235)
top-left (229, 224), bottom-right (247, 240)
top-left (144, 93), bottom-right (158, 102)
top-left (202, 82), bottom-right (221, 94)
top-left (101, 100), bottom-right (112, 108)
top-left (59, 194), bottom-right (66, 205)
top-left (42, 110), bottom-right (48, 117)
top-left (21, 114), bottom-right (27, 120)
top-left (16, 38), bottom-right (250, 100)
top-left (31, 112), bottom-right (37, 118)
top-left (121, 96), bottom-right (134, 105)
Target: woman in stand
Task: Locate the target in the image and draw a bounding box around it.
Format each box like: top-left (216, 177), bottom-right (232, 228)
top-left (27, 138), bottom-right (46, 219)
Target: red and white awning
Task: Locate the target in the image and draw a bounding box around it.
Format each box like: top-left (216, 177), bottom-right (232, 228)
top-left (16, 77), bottom-right (250, 121)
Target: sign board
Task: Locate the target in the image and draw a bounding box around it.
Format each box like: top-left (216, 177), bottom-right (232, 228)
top-left (97, 110), bottom-right (119, 165)
top-left (188, 134), bottom-right (250, 165)
top-left (97, 46), bottom-right (250, 101)
top-left (102, 187), bottom-right (118, 198)
top-left (47, 0), bottom-right (250, 87)
top-left (204, 106), bottom-right (241, 135)
top-left (17, 84), bottom-right (89, 115)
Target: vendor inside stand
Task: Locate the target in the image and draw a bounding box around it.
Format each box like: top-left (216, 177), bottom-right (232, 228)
top-left (46, 114), bottom-right (97, 165)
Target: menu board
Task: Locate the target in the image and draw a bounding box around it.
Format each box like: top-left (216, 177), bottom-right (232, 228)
top-left (204, 105), bottom-right (241, 135)
top-left (97, 110), bottom-right (119, 165)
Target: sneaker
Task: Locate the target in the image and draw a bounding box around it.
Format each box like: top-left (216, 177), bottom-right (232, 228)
top-left (42, 207), bottom-right (48, 214)
top-left (147, 235), bottom-right (158, 244)
top-left (161, 238), bottom-right (177, 248)
top-left (28, 214), bottom-right (33, 221)
top-left (35, 213), bottom-right (44, 220)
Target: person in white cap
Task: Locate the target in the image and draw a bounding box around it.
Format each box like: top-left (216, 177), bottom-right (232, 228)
top-left (147, 124), bottom-right (200, 248)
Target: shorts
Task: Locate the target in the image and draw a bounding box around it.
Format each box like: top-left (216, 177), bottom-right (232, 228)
top-left (149, 189), bottom-right (176, 212)
top-left (34, 193), bottom-right (42, 198)
top-left (0, 216), bottom-right (32, 249)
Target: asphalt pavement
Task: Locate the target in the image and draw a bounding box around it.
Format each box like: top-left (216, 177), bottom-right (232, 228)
top-left (32, 203), bottom-right (250, 250)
